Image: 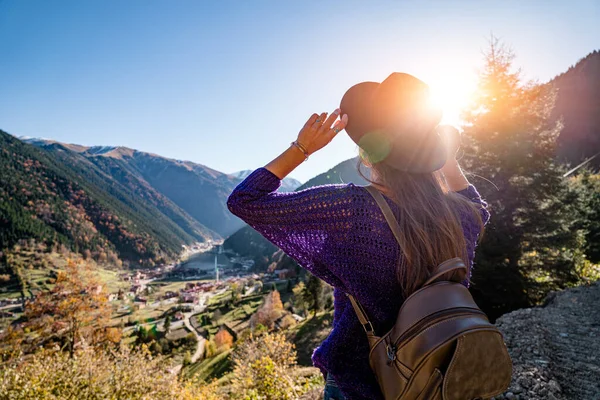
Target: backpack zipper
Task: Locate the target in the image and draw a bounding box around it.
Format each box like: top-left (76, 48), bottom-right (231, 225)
top-left (393, 308), bottom-right (487, 349)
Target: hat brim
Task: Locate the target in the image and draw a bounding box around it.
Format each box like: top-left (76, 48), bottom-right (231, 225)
top-left (340, 73), bottom-right (446, 173)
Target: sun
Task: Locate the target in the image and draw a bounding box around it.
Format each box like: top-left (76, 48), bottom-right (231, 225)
top-left (428, 72), bottom-right (477, 126)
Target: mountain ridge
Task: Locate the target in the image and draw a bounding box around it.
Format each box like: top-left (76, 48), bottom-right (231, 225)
top-left (22, 138), bottom-right (245, 239)
top-left (230, 169), bottom-right (302, 192)
top-left (550, 50), bottom-right (600, 169)
top-left (1, 130), bottom-right (200, 266)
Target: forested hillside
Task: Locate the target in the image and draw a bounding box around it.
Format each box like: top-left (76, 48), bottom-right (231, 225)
top-left (295, 157), bottom-right (366, 190)
top-left (551, 50), bottom-right (600, 169)
top-left (0, 131), bottom-right (199, 267)
top-left (27, 140), bottom-right (244, 238)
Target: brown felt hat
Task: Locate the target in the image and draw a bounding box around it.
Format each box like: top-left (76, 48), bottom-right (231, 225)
top-left (340, 72), bottom-right (446, 173)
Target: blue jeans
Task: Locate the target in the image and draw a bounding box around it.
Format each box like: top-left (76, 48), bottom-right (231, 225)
top-left (323, 374), bottom-right (346, 400)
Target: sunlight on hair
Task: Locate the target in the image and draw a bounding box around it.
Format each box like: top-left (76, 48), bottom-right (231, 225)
top-left (428, 72), bottom-right (477, 126)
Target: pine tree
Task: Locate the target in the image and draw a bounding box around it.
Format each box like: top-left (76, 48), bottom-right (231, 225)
top-left (303, 273), bottom-right (324, 317)
top-left (461, 38), bottom-right (586, 318)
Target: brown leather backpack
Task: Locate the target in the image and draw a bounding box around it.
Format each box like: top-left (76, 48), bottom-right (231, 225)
top-left (345, 186), bottom-right (512, 400)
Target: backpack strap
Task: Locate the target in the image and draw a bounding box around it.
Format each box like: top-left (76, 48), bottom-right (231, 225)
top-left (345, 185), bottom-right (402, 336)
top-left (422, 257), bottom-right (468, 287)
top-left (346, 292), bottom-right (375, 334)
top-left (345, 186), bottom-right (467, 335)
top-left (364, 186), bottom-right (468, 288)
top-left (364, 185), bottom-right (404, 245)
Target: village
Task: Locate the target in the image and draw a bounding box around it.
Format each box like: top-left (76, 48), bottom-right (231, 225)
top-left (96, 241), bottom-right (302, 372)
top-left (0, 239), bottom-right (303, 375)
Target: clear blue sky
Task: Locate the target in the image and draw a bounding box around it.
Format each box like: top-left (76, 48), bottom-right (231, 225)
top-left (1, 0), bottom-right (598, 182)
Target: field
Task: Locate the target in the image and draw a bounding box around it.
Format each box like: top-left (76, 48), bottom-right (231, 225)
top-left (0, 249), bottom-right (129, 303)
top-left (183, 349), bottom-right (233, 381)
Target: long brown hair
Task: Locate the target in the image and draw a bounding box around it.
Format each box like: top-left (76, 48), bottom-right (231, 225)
top-left (358, 157), bottom-right (483, 296)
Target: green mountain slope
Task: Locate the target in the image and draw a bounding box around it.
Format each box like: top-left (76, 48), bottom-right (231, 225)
top-left (0, 131), bottom-right (198, 266)
top-left (295, 157), bottom-right (367, 190)
top-left (551, 50), bottom-right (600, 169)
top-left (27, 140), bottom-right (245, 239)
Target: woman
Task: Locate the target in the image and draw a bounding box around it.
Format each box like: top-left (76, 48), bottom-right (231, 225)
top-left (227, 73), bottom-right (490, 400)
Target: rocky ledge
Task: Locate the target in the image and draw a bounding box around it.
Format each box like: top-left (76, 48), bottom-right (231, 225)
top-left (493, 281), bottom-right (600, 400)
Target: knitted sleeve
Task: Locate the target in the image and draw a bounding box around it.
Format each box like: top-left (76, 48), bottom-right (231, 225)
top-left (227, 167), bottom-right (356, 288)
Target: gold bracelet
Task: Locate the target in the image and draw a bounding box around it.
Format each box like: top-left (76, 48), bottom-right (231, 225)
top-left (291, 141), bottom-right (309, 160)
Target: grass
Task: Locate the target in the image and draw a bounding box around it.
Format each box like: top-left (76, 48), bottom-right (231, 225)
top-left (183, 349), bottom-right (233, 381)
top-left (147, 279), bottom-right (210, 302)
top-left (208, 290), bottom-right (232, 305)
top-left (96, 268), bottom-right (128, 293)
top-left (195, 295), bottom-right (263, 338)
top-left (287, 310), bottom-right (334, 366)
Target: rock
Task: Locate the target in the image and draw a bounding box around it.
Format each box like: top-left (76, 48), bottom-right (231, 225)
top-left (547, 379), bottom-right (561, 392)
top-left (494, 282), bottom-right (600, 400)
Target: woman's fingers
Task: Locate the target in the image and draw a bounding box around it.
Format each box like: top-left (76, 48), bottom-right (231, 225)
top-left (324, 114), bottom-right (348, 141)
top-left (311, 112), bottom-right (328, 130)
top-left (303, 113), bottom-right (319, 130)
top-left (320, 108), bottom-right (341, 132)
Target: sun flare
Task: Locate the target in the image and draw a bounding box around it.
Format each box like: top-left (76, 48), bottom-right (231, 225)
top-left (428, 73), bottom-right (477, 127)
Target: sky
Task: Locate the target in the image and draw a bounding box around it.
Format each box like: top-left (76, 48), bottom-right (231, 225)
top-left (0, 1), bottom-right (598, 182)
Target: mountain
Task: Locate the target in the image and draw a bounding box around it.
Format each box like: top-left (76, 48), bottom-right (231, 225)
top-left (295, 157), bottom-right (367, 190)
top-left (231, 170), bottom-right (302, 192)
top-left (1, 130), bottom-right (203, 266)
top-left (223, 157), bottom-right (368, 269)
top-left (24, 139), bottom-right (245, 239)
top-left (551, 50), bottom-right (600, 169)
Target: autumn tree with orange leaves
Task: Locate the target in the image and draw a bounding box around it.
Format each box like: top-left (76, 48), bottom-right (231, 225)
top-left (22, 259), bottom-right (114, 356)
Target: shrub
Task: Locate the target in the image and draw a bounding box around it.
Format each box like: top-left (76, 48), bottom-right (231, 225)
top-left (279, 314), bottom-right (297, 330)
top-left (0, 345), bottom-right (206, 399)
top-left (183, 351), bottom-right (192, 366)
top-left (229, 333), bottom-right (320, 400)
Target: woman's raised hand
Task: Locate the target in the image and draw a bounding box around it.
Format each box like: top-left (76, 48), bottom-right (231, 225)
top-left (296, 109), bottom-right (349, 156)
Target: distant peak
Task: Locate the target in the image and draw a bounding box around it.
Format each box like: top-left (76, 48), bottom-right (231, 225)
top-left (85, 146), bottom-right (135, 159)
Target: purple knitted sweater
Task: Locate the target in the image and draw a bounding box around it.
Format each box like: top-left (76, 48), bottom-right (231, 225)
top-left (227, 167), bottom-right (490, 400)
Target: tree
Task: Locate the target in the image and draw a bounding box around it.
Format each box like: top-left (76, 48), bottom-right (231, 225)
top-left (569, 171), bottom-right (600, 264)
top-left (292, 281), bottom-right (309, 315)
top-left (250, 290), bottom-right (284, 330)
top-left (461, 38), bottom-right (586, 318)
top-left (163, 315), bottom-right (171, 333)
top-left (214, 328), bottom-right (234, 351)
top-left (230, 333), bottom-right (299, 400)
top-left (303, 273), bottom-right (324, 317)
top-left (182, 350), bottom-right (192, 366)
top-left (23, 259), bottom-right (113, 356)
